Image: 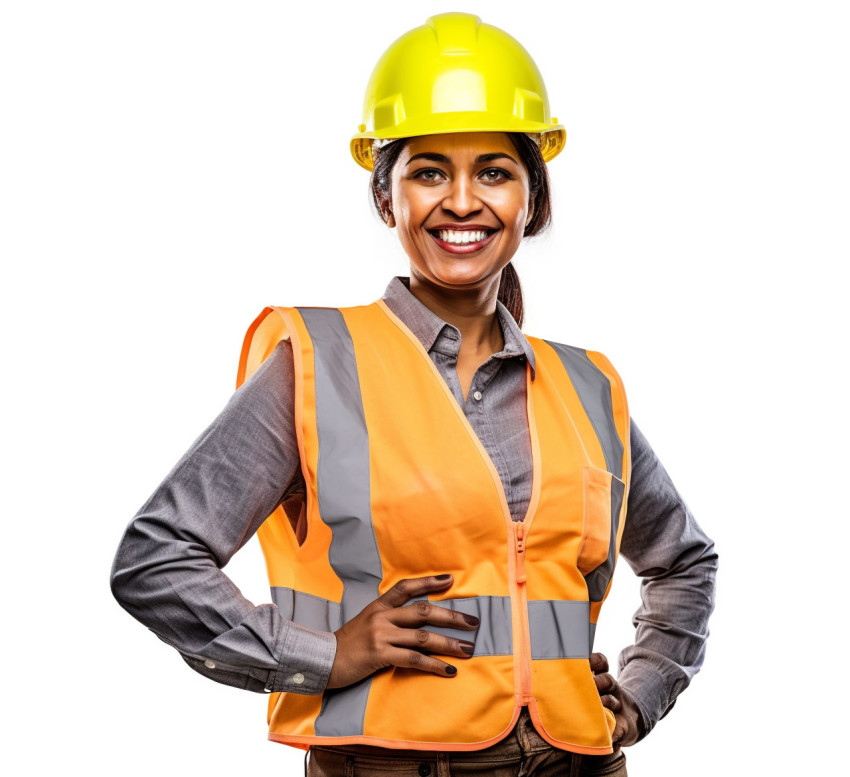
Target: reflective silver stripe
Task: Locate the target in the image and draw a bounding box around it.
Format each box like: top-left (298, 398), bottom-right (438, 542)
top-left (543, 341), bottom-right (624, 480)
top-left (585, 474), bottom-right (626, 602)
top-left (271, 587), bottom-right (342, 633)
top-left (273, 585), bottom-right (592, 662)
top-left (272, 588), bottom-right (513, 657)
top-left (298, 308), bottom-right (379, 738)
top-left (589, 622), bottom-right (597, 653)
top-left (528, 600), bottom-right (591, 659)
top-left (407, 595), bottom-right (513, 657)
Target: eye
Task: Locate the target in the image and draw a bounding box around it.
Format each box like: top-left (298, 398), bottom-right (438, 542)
top-left (411, 168), bottom-right (445, 182)
top-left (480, 168), bottom-right (512, 183)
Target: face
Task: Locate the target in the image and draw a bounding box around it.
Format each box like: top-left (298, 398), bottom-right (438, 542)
top-left (387, 132), bottom-right (532, 296)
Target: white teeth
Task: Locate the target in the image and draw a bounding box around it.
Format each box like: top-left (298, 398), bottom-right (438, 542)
top-left (437, 229), bottom-right (489, 245)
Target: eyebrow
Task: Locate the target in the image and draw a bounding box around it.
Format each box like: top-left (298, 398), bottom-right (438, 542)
top-left (406, 151), bottom-right (519, 166)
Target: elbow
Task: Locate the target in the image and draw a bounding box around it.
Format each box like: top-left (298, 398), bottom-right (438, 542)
top-left (109, 518), bottom-right (160, 616)
top-left (110, 538), bottom-right (137, 614)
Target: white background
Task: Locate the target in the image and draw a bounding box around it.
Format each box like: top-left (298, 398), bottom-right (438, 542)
top-left (2, 1), bottom-right (848, 774)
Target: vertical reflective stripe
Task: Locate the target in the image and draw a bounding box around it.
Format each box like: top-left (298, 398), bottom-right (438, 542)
top-left (589, 622), bottom-right (597, 653)
top-left (407, 596), bottom-right (513, 657)
top-left (585, 474), bottom-right (626, 602)
top-left (527, 600), bottom-right (591, 659)
top-left (298, 307), bottom-right (380, 738)
top-left (543, 342), bottom-right (624, 480)
top-left (271, 587), bottom-right (342, 633)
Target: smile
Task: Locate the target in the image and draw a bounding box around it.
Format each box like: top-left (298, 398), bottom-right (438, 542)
top-left (427, 228), bottom-right (498, 254)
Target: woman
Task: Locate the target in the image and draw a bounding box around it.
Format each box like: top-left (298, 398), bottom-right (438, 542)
top-left (112, 13), bottom-right (717, 776)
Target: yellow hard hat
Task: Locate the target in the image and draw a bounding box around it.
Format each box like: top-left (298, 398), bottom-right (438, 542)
top-left (351, 13), bottom-right (566, 171)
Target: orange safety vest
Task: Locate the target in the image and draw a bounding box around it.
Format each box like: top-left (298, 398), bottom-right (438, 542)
top-left (237, 299), bottom-right (630, 755)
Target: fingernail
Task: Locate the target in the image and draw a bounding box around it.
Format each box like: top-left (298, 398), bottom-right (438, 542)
top-left (460, 641), bottom-right (475, 655)
top-left (435, 574), bottom-right (452, 581)
top-left (462, 614), bottom-right (480, 627)
top-left (445, 665), bottom-right (457, 675)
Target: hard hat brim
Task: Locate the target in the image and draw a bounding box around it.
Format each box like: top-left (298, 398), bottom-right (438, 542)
top-left (351, 124), bottom-right (566, 171)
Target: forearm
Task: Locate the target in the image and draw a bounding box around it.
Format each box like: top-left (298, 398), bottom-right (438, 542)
top-left (110, 340), bottom-right (336, 694)
top-left (111, 503), bottom-right (336, 693)
top-left (616, 421), bottom-right (718, 736)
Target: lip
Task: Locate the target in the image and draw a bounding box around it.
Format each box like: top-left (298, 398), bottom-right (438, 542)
top-left (427, 226), bottom-right (499, 254)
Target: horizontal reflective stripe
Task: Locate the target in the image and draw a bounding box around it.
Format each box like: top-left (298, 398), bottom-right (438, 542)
top-left (271, 587), bottom-right (342, 632)
top-left (407, 595), bottom-right (513, 657)
top-left (528, 599), bottom-right (591, 659)
top-left (271, 588), bottom-right (513, 657)
top-left (272, 588), bottom-right (593, 660)
top-left (544, 341), bottom-right (624, 480)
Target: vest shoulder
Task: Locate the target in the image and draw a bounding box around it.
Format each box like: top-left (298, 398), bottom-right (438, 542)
top-left (527, 335), bottom-right (626, 394)
top-left (237, 306), bottom-right (296, 388)
top-left (526, 334), bottom-right (613, 364)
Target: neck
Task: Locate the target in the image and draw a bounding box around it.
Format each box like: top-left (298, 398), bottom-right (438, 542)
top-left (407, 273), bottom-right (504, 353)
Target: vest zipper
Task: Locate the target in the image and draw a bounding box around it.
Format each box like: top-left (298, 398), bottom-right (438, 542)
top-left (514, 521), bottom-right (533, 704)
top-left (377, 301), bottom-right (542, 710)
top-left (515, 522), bottom-right (527, 583)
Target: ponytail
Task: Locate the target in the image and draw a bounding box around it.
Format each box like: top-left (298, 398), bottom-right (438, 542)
top-left (498, 262), bottom-right (524, 328)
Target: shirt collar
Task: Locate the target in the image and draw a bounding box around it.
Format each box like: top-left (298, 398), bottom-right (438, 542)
top-left (380, 276), bottom-right (536, 379)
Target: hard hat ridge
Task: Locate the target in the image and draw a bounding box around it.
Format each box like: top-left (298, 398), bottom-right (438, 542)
top-left (351, 12), bottom-right (566, 171)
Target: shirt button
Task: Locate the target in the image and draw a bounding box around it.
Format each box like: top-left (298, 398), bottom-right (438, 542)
top-left (204, 659), bottom-right (216, 669)
top-left (418, 764), bottom-right (432, 777)
top-left (291, 672), bottom-right (305, 685)
top-left (472, 390), bottom-right (483, 401)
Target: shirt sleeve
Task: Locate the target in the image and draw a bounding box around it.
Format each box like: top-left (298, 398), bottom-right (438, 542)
top-left (110, 340), bottom-right (336, 694)
top-left (615, 420), bottom-right (718, 738)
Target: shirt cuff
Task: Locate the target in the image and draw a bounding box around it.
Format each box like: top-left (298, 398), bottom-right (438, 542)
top-left (268, 622), bottom-right (337, 694)
top-left (617, 655), bottom-right (685, 738)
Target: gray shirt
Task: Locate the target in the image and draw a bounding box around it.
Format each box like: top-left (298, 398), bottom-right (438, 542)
top-left (111, 276), bottom-right (717, 738)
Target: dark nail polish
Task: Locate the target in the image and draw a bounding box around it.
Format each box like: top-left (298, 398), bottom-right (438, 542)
top-left (435, 574), bottom-right (452, 581)
top-left (445, 665), bottom-right (457, 675)
top-left (462, 613), bottom-right (480, 627)
top-left (460, 641), bottom-right (475, 655)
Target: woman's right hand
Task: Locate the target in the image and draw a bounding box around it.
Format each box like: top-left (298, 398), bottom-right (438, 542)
top-left (327, 574), bottom-right (479, 689)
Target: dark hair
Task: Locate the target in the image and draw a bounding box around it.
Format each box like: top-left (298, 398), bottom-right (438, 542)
top-left (370, 132), bottom-right (552, 327)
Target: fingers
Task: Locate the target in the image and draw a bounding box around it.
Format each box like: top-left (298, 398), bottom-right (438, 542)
top-left (590, 652), bottom-right (609, 674)
top-left (391, 599), bottom-right (480, 631)
top-left (594, 671), bottom-right (641, 746)
top-left (594, 671), bottom-right (617, 696)
top-left (376, 575), bottom-right (454, 610)
top-left (600, 694), bottom-right (622, 713)
top-left (595, 673), bottom-right (622, 717)
top-left (391, 626), bottom-right (476, 659)
top-left (612, 718), bottom-right (628, 744)
top-left (384, 646), bottom-right (460, 678)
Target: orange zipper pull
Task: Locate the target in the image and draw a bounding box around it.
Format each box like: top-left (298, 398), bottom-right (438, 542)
top-left (515, 522), bottom-right (527, 584)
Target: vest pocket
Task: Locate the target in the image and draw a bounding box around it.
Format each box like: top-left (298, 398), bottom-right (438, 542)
top-left (577, 466), bottom-right (622, 576)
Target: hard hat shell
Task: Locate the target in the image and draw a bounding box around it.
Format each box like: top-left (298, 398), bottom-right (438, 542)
top-left (351, 13), bottom-right (566, 171)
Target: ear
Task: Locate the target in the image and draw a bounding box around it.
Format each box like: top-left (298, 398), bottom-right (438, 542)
top-left (377, 195), bottom-right (395, 228)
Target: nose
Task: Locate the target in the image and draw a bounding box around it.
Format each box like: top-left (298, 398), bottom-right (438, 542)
top-left (441, 173), bottom-right (482, 218)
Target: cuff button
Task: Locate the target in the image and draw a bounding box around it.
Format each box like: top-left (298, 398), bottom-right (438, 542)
top-left (291, 672), bottom-right (305, 685)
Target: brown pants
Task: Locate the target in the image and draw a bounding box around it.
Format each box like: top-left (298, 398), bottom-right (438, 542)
top-left (307, 710), bottom-right (627, 777)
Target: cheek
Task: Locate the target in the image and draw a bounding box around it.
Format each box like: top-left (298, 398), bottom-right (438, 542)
top-left (395, 193), bottom-right (434, 239)
top-left (499, 192), bottom-right (530, 235)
